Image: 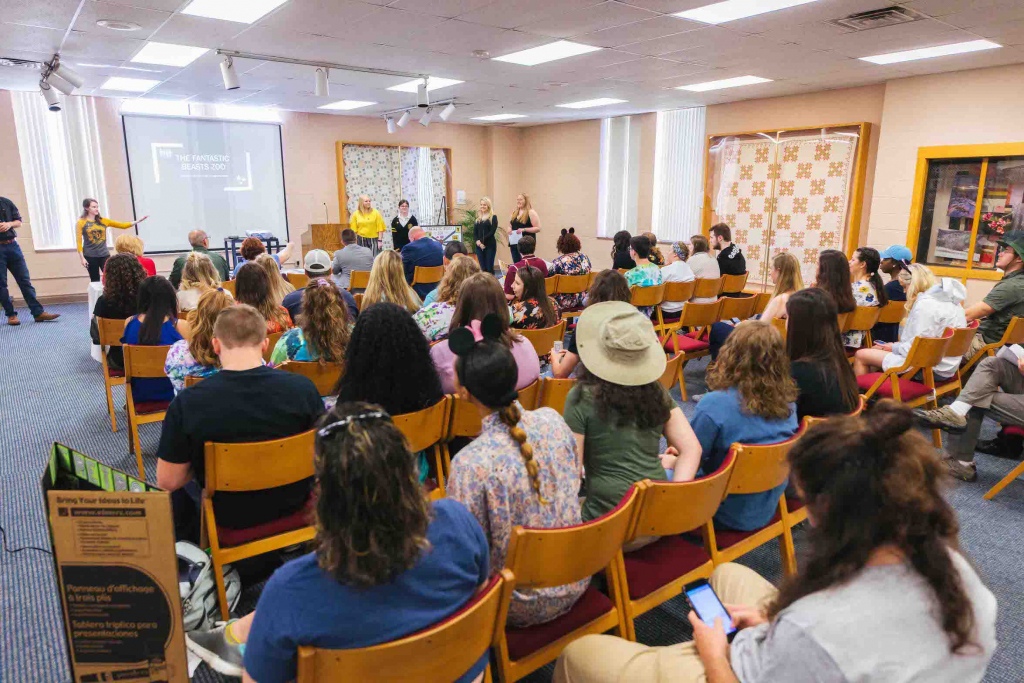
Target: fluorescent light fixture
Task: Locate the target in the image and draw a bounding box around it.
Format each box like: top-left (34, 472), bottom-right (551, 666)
top-left (493, 40), bottom-right (600, 66)
top-left (181, 0), bottom-right (288, 24)
top-left (209, 104), bottom-right (280, 122)
top-left (677, 75), bottom-right (771, 91)
top-left (318, 100), bottom-right (376, 110)
top-left (100, 76), bottom-right (160, 92)
top-left (120, 99), bottom-right (190, 116)
top-left (388, 77), bottom-right (463, 93)
top-left (859, 39), bottom-right (1001, 65)
top-left (131, 42), bottom-right (208, 67)
top-left (472, 114), bottom-right (526, 121)
top-left (676, 0), bottom-right (818, 24)
top-left (78, 63), bottom-right (163, 73)
top-left (556, 98), bottom-right (627, 109)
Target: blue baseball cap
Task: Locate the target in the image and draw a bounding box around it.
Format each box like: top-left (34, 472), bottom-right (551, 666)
top-left (879, 245), bottom-right (913, 262)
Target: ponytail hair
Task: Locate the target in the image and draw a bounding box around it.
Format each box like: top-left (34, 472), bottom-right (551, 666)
top-left (854, 247), bottom-right (889, 307)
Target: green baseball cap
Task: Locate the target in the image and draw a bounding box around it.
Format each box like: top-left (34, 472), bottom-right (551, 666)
top-left (997, 231), bottom-right (1024, 259)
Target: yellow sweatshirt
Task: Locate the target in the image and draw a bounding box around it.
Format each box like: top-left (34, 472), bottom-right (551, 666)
top-left (77, 217), bottom-right (133, 257)
top-left (349, 209), bottom-right (386, 240)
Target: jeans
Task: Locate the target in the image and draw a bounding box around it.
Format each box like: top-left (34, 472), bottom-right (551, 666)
top-left (477, 243), bottom-right (497, 276)
top-left (85, 255), bottom-right (108, 282)
top-left (0, 240), bottom-right (43, 317)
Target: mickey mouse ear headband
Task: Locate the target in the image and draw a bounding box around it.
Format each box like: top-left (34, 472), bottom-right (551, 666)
top-left (449, 313), bottom-right (503, 356)
top-left (559, 227), bottom-right (576, 236)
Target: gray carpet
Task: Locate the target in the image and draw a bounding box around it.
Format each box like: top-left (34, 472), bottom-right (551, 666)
top-left (2, 302), bottom-right (1023, 682)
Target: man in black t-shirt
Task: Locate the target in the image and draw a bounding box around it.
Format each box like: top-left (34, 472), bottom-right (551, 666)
top-left (710, 223), bottom-right (746, 278)
top-left (0, 196), bottom-right (60, 325)
top-left (156, 305), bottom-right (324, 532)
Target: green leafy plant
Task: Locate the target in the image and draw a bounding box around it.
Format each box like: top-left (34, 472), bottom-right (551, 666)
top-left (457, 208), bottom-right (478, 250)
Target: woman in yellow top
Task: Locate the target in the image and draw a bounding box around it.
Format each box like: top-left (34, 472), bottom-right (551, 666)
top-left (77, 198), bottom-right (148, 282)
top-left (349, 195), bottom-right (387, 257)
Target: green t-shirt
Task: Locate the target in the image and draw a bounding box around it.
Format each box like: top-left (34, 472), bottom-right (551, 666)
top-left (979, 269), bottom-right (1024, 344)
top-left (564, 383), bottom-right (672, 521)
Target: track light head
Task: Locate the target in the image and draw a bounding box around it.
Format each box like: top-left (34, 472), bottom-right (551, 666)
top-left (40, 80), bottom-right (61, 111)
top-left (314, 67), bottom-right (329, 97)
top-left (417, 80), bottom-right (429, 107)
top-left (439, 102), bottom-right (455, 122)
top-left (53, 60), bottom-right (84, 89)
top-left (419, 108), bottom-right (432, 127)
top-left (47, 72), bottom-right (77, 95)
top-left (220, 56), bottom-right (239, 90)
top-left (386, 116), bottom-right (396, 134)
top-left (397, 110), bottom-right (410, 127)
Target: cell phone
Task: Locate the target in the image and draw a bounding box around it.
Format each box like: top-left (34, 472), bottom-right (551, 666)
top-left (685, 579), bottom-right (737, 641)
top-left (553, 340), bottom-right (563, 355)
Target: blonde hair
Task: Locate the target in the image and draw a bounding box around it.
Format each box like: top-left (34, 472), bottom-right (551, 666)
top-left (180, 252), bottom-right (222, 292)
top-left (187, 289), bottom-right (234, 367)
top-left (115, 233), bottom-right (144, 257)
top-left (904, 264), bottom-right (937, 320)
top-left (510, 193), bottom-right (533, 222)
top-left (478, 196), bottom-right (493, 221)
top-left (435, 255), bottom-right (481, 305)
top-left (364, 250), bottom-right (421, 314)
top-left (256, 253), bottom-right (295, 306)
top-left (771, 252), bottom-right (804, 298)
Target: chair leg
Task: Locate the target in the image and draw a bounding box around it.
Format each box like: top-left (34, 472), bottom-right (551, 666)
top-left (433, 446), bottom-right (446, 495)
top-left (105, 382), bottom-right (118, 432)
top-left (211, 555), bottom-right (231, 621)
top-left (678, 359), bottom-right (689, 401)
top-left (984, 460), bottom-right (1024, 500)
top-left (779, 528), bottom-right (798, 577)
top-left (931, 428), bottom-right (943, 449)
top-left (130, 419), bottom-right (145, 481)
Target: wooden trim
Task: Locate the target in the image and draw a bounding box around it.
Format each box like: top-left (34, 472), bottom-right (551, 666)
top-left (336, 141), bottom-right (347, 223)
top-left (927, 265), bottom-right (1004, 281)
top-left (700, 134), bottom-right (712, 237)
top-left (963, 158), bottom-right (989, 279)
top-left (706, 121), bottom-right (874, 139)
top-left (916, 142), bottom-right (1024, 159)
top-left (844, 122), bottom-right (872, 256)
top-left (905, 151), bottom-right (932, 258)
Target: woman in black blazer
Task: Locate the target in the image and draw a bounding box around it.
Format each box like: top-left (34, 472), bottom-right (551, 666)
top-left (474, 196), bottom-right (499, 276)
top-left (391, 199), bottom-right (418, 251)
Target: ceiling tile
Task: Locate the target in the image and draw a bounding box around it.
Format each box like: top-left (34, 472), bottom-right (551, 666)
top-left (386, 0), bottom-right (497, 19)
top-left (74, 1), bottom-right (170, 41)
top-left (189, 87), bottom-right (267, 103)
top-left (102, 0), bottom-right (185, 10)
top-left (614, 0), bottom-right (710, 12)
top-left (903, 0), bottom-right (1001, 17)
top-left (62, 30), bottom-right (149, 60)
top-left (823, 20), bottom-right (973, 56)
top-left (919, 1), bottom-right (1024, 28)
top-left (721, 0), bottom-right (893, 35)
top-left (754, 19), bottom-right (854, 51)
top-left (519, 1), bottom-right (660, 39)
top-left (969, 18), bottom-right (1024, 46)
top-left (575, 15), bottom-right (701, 48)
top-left (658, 34), bottom-right (794, 67)
top-left (0, 22), bottom-right (65, 54)
top-left (595, 55), bottom-right (707, 81)
top-left (456, 0), bottom-right (601, 30)
top-left (617, 25), bottom-right (746, 56)
top-left (0, 0), bottom-right (83, 31)
top-left (394, 20), bottom-right (546, 56)
top-left (256, 0), bottom-right (382, 38)
top-left (149, 14), bottom-right (249, 46)
top-left (351, 7), bottom-right (450, 43)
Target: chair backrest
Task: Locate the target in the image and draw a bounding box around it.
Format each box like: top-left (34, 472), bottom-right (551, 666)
top-left (447, 395), bottom-right (483, 440)
top-left (123, 344), bottom-right (174, 381)
top-left (877, 300), bottom-right (905, 324)
top-left (943, 323), bottom-right (980, 359)
top-left (662, 280), bottom-right (696, 304)
top-left (904, 331), bottom-right (953, 372)
top-left (96, 317), bottom-right (127, 346)
top-left (726, 430), bottom-right (803, 495)
top-left (771, 316), bottom-right (787, 341)
top-left (504, 487), bottom-right (640, 587)
top-left (718, 294), bottom-right (757, 321)
top-left (554, 274), bottom-right (590, 295)
top-left (221, 280), bottom-right (236, 297)
top-left (844, 305), bottom-right (882, 333)
top-left (412, 265), bottom-right (444, 285)
top-left (721, 272), bottom-right (748, 294)
top-left (287, 272), bottom-right (310, 290)
top-left (537, 378), bottom-right (577, 415)
top-left (204, 428), bottom-right (316, 493)
top-left (354, 293), bottom-right (364, 311)
top-left (999, 316), bottom-right (1024, 345)
top-left (518, 320), bottom-right (567, 358)
top-left (544, 275), bottom-right (559, 295)
top-left (692, 277), bottom-right (724, 299)
top-left (630, 456), bottom-right (736, 539)
top-left (616, 268), bottom-right (629, 274)
top-left (392, 397), bottom-right (450, 453)
top-left (278, 360), bottom-right (344, 396)
top-left (659, 354), bottom-right (682, 390)
top-left (752, 292), bottom-right (772, 315)
top-left (264, 331), bottom-right (284, 363)
top-left (837, 312), bottom-right (849, 331)
top-left (678, 299), bottom-right (724, 328)
top-left (629, 283), bottom-right (665, 307)
top-left (348, 270), bottom-right (370, 290)
top-left (184, 375), bottom-right (206, 388)
top-left (296, 572), bottom-right (513, 683)
top-left (801, 396), bottom-right (865, 430)
top-left (518, 378), bottom-right (541, 410)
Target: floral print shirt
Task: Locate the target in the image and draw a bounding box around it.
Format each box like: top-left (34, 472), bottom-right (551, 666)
top-left (165, 339), bottom-right (220, 394)
top-left (510, 298), bottom-right (562, 330)
top-left (626, 264), bottom-right (664, 317)
top-left (550, 252), bottom-right (592, 311)
top-left (270, 328), bottom-right (317, 365)
top-left (414, 301), bottom-right (456, 342)
top-left (447, 405), bottom-right (589, 627)
top-left (845, 280), bottom-right (879, 348)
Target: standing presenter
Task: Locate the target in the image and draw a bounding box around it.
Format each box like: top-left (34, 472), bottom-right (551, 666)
top-left (508, 193), bottom-right (541, 264)
top-left (1, 195), bottom-right (60, 325)
top-left (350, 195), bottom-right (387, 257)
top-left (77, 198), bottom-right (148, 282)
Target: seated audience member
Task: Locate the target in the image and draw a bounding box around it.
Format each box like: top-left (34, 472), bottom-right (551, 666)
top-left (710, 223), bottom-right (746, 277)
top-left (283, 250), bottom-right (358, 323)
top-left (625, 234), bottom-right (662, 288)
top-left (234, 262), bottom-right (293, 334)
top-left (873, 244), bottom-right (913, 343)
top-left (433, 273), bottom-right (539, 394)
top-left (186, 401), bottom-right (490, 680)
top-left (176, 251), bottom-right (231, 312)
top-left (846, 246), bottom-right (888, 349)
top-left (962, 231), bottom-right (1024, 358)
top-left (611, 230), bottom-right (636, 271)
top-left (510, 265), bottom-right (561, 330)
top-left (165, 289), bottom-right (234, 393)
top-left (256, 252), bottom-right (295, 307)
top-left (680, 320), bottom-right (798, 530)
top-left (422, 240), bottom-right (469, 306)
top-left (363, 249), bottom-right (421, 314)
top-left (271, 278), bottom-right (351, 367)
top-left (687, 234), bottom-right (720, 303)
top-left (643, 231), bottom-right (665, 266)
top-left (401, 227), bottom-right (444, 300)
top-left (785, 289), bottom-right (860, 421)
top-left (552, 270), bottom-right (631, 379)
top-left (331, 228), bottom-right (375, 291)
top-left (413, 254), bottom-right (480, 342)
top-left (92, 253), bottom-right (146, 370)
top-left (502, 234), bottom-right (548, 301)
top-left (113, 233), bottom-right (156, 278)
top-left (814, 248), bottom-right (857, 342)
top-left (549, 227), bottom-right (592, 311)
top-left (659, 241), bottom-right (696, 318)
top-left (446, 314), bottom-right (586, 627)
top-left (554, 401), bottom-right (998, 683)
top-left (232, 236), bottom-right (296, 279)
top-left (853, 265), bottom-right (966, 378)
top-left (121, 276), bottom-right (186, 404)
top-left (170, 230), bottom-right (229, 288)
top-left (567, 302), bottom-right (702, 522)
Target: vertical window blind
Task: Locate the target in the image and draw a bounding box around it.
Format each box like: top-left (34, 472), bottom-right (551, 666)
top-left (651, 106), bottom-right (706, 243)
top-left (597, 116), bottom-right (641, 238)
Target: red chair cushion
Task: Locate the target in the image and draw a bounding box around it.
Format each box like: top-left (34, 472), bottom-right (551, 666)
top-left (505, 584), bottom-right (613, 661)
top-left (133, 400), bottom-right (171, 415)
top-left (108, 368), bottom-right (125, 378)
top-left (660, 334), bottom-right (710, 354)
top-left (712, 510), bottom-right (782, 550)
top-left (622, 536), bottom-right (711, 600)
top-left (855, 374), bottom-right (931, 401)
top-left (1004, 426), bottom-right (1024, 438)
top-left (216, 497), bottom-right (314, 547)
top-left (785, 495), bottom-right (805, 513)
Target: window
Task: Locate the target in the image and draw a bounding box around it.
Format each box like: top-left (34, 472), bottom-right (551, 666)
top-left (651, 107), bottom-right (706, 243)
top-left (597, 116), bottom-right (640, 237)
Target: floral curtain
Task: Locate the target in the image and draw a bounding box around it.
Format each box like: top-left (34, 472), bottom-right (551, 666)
top-left (713, 139), bottom-right (776, 286)
top-left (342, 144), bottom-right (401, 222)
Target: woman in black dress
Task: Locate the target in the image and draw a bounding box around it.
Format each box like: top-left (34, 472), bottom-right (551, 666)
top-left (508, 192), bottom-right (541, 264)
top-left (391, 199), bottom-right (417, 251)
top-left (475, 196), bottom-right (499, 276)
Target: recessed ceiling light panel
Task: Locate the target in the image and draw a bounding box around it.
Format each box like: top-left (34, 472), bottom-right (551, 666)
top-left (493, 40), bottom-right (601, 66)
top-left (677, 75), bottom-right (772, 91)
top-left (96, 19), bottom-right (141, 31)
top-left (472, 114), bottom-right (526, 121)
top-left (100, 76), bottom-right (161, 92)
top-left (318, 100), bottom-right (376, 110)
top-left (556, 98), bottom-right (627, 109)
top-left (859, 39), bottom-right (1000, 65)
top-left (388, 77), bottom-right (463, 93)
top-left (132, 42), bottom-right (209, 67)
top-left (181, 0), bottom-right (289, 24)
top-left (676, 0), bottom-right (819, 24)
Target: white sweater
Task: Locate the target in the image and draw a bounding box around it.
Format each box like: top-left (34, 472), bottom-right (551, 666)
top-left (884, 278), bottom-right (967, 378)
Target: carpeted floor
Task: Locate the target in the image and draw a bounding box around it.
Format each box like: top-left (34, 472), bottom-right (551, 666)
top-left (2, 302), bottom-right (1024, 682)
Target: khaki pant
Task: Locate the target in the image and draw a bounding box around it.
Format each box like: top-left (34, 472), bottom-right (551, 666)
top-left (966, 332), bottom-right (989, 362)
top-left (950, 355), bottom-right (1024, 460)
top-left (553, 564), bottom-right (776, 683)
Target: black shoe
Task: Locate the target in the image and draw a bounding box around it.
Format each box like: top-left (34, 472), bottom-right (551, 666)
top-left (977, 436), bottom-right (1024, 460)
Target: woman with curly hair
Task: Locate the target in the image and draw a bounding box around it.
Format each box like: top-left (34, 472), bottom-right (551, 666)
top-left (176, 251), bottom-right (231, 312)
top-left (256, 252), bottom-right (295, 307)
top-left (362, 249), bottom-right (421, 314)
top-left (92, 253), bottom-right (147, 370)
top-left (510, 265), bottom-right (560, 330)
top-left (271, 278), bottom-right (352, 367)
top-left (447, 314), bottom-right (586, 627)
top-left (185, 401), bottom-right (491, 682)
top-left (413, 254), bottom-right (480, 342)
top-left (164, 289), bottom-right (234, 392)
top-left (234, 262), bottom-right (293, 334)
top-left (555, 401), bottom-right (997, 682)
top-left (551, 269), bottom-right (631, 379)
top-left (549, 227), bottom-right (592, 311)
top-left (566, 302), bottom-right (701, 522)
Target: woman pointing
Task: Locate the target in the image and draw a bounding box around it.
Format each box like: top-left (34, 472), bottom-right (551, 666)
top-left (77, 198), bottom-right (148, 282)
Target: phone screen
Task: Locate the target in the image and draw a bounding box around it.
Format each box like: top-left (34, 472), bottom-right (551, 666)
top-left (686, 583), bottom-right (736, 635)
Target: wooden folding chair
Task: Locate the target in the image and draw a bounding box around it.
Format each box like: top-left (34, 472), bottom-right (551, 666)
top-left (287, 272), bottom-right (310, 290)
top-left (770, 316), bottom-right (787, 341)
top-left (277, 360), bottom-right (345, 396)
top-left (493, 487), bottom-right (641, 682)
top-left (544, 275), bottom-right (559, 295)
top-left (393, 397), bottom-right (452, 493)
top-left (718, 294), bottom-right (757, 322)
top-left (962, 316), bottom-right (1024, 374)
top-left (296, 571), bottom-right (515, 683)
top-left (659, 299), bottom-right (724, 401)
top-left (184, 375), bottom-right (206, 388)
top-left (791, 397), bottom-right (866, 525)
top-left (348, 270), bottom-right (371, 291)
top-left (631, 283), bottom-right (667, 337)
top-left (412, 265), bottom-right (444, 288)
top-left (537, 378), bottom-right (577, 415)
top-left (618, 457), bottom-right (737, 640)
top-left (842, 305), bottom-right (883, 352)
top-left (691, 277), bottom-right (724, 301)
top-left (264, 331), bottom-right (285, 363)
top-left (700, 431), bottom-right (804, 577)
top-left (203, 429), bottom-right (318, 618)
top-left (876, 300), bottom-right (905, 326)
top-left (933, 323), bottom-right (981, 403)
top-left (658, 281), bottom-right (697, 330)
top-left (441, 396), bottom-right (482, 479)
top-left (721, 272), bottom-right (748, 294)
top-left (96, 317), bottom-right (128, 432)
top-left (616, 268), bottom-right (629, 274)
top-left (123, 343), bottom-right (175, 480)
top-left (553, 274), bottom-right (591, 321)
top-left (518, 320), bottom-right (567, 359)
top-left (659, 353), bottom-right (683, 393)
top-left (752, 292), bottom-right (772, 315)
top-left (518, 377), bottom-right (541, 410)
top-left (354, 293), bottom-right (364, 311)
top-left (220, 280), bottom-right (236, 297)
top-left (800, 396), bottom-right (866, 431)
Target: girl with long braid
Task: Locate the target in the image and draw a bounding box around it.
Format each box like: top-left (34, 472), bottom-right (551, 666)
top-left (446, 313), bottom-right (587, 627)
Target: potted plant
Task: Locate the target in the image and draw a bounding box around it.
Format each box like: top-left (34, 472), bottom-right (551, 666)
top-left (457, 207), bottom-right (478, 251)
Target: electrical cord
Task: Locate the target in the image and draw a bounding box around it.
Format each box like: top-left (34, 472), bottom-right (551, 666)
top-left (0, 523), bottom-right (53, 556)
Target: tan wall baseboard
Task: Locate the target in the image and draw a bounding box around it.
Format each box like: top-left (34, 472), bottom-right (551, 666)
top-left (13, 293), bottom-right (89, 307)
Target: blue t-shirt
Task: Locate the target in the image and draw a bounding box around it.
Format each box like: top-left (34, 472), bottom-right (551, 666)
top-left (243, 499), bottom-right (490, 683)
top-left (233, 253), bottom-right (280, 279)
top-left (691, 388), bottom-right (798, 531)
top-left (121, 317), bottom-right (182, 403)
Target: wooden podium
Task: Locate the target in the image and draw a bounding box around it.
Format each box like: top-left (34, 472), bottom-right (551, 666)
top-left (302, 223), bottom-right (345, 259)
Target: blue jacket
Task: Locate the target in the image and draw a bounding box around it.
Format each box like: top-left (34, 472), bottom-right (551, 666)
top-left (401, 238), bottom-right (444, 300)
